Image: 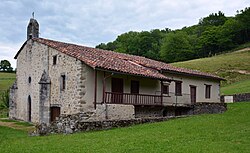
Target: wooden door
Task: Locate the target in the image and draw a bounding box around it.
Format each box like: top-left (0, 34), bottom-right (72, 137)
top-left (131, 80), bottom-right (139, 94)
top-left (50, 107), bottom-right (60, 122)
top-left (190, 86), bottom-right (196, 104)
top-left (111, 78), bottom-right (123, 103)
top-left (131, 80), bottom-right (139, 104)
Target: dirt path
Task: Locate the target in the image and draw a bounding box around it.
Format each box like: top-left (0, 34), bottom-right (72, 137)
top-left (0, 119), bottom-right (35, 132)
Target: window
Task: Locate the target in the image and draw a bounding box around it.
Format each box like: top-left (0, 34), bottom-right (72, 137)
top-left (28, 76), bottom-right (31, 83)
top-left (53, 55), bottom-right (57, 65)
top-left (205, 85), bottom-right (211, 99)
top-left (162, 85), bottom-right (169, 95)
top-left (131, 80), bottom-right (139, 94)
top-left (61, 75), bottom-right (66, 91)
top-left (175, 81), bottom-right (182, 96)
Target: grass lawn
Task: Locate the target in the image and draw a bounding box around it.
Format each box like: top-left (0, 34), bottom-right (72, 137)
top-left (221, 79), bottom-right (250, 95)
top-left (0, 103), bottom-right (249, 153)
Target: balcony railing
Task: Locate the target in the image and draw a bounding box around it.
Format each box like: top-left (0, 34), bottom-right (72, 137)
top-left (104, 92), bottom-right (192, 106)
top-left (104, 92), bottom-right (163, 106)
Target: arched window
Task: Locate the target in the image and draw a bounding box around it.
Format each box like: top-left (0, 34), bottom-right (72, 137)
top-left (28, 77), bottom-right (31, 83)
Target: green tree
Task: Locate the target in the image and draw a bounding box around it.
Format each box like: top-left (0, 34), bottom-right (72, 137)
top-left (236, 7), bottom-right (250, 43)
top-left (199, 11), bottom-right (227, 27)
top-left (160, 32), bottom-right (194, 63)
top-left (0, 60), bottom-right (13, 72)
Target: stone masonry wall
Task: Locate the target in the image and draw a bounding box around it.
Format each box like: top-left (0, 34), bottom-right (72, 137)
top-left (135, 106), bottom-right (164, 118)
top-left (96, 104), bottom-right (135, 120)
top-left (221, 93), bottom-right (250, 103)
top-left (33, 102), bottom-right (227, 135)
top-left (14, 40), bottom-right (92, 123)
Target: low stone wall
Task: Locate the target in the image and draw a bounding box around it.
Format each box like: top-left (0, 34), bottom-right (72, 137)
top-left (234, 93), bottom-right (250, 102)
top-left (192, 103), bottom-right (227, 114)
top-left (34, 113), bottom-right (171, 135)
top-left (135, 106), bottom-right (164, 118)
top-left (96, 104), bottom-right (135, 120)
top-left (221, 93), bottom-right (250, 103)
top-left (33, 103), bottom-right (227, 136)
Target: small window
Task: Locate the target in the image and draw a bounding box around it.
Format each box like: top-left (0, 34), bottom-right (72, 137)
top-left (131, 80), bottom-right (139, 94)
top-left (205, 85), bottom-right (211, 99)
top-left (61, 75), bottom-right (66, 91)
top-left (28, 77), bottom-right (31, 83)
top-left (162, 85), bottom-right (169, 95)
top-left (53, 55), bottom-right (57, 65)
top-left (175, 81), bottom-right (182, 96)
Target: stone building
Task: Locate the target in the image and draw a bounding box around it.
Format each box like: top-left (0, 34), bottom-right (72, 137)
top-left (9, 18), bottom-right (225, 123)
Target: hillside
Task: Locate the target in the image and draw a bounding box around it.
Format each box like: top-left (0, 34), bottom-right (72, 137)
top-left (0, 72), bottom-right (16, 92)
top-left (172, 48), bottom-right (250, 95)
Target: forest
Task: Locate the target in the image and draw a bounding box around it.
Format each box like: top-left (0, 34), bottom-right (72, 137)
top-left (96, 7), bottom-right (250, 63)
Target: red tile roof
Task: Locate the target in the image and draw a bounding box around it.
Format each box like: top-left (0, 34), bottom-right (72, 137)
top-left (16, 38), bottom-right (224, 81)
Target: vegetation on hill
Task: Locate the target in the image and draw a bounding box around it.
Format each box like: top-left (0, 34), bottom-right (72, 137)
top-left (96, 7), bottom-right (250, 63)
top-left (172, 48), bottom-right (250, 95)
top-left (0, 103), bottom-right (249, 152)
top-left (0, 72), bottom-right (15, 117)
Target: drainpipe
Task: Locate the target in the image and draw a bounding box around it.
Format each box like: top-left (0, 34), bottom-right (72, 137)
top-left (94, 69), bottom-right (97, 109)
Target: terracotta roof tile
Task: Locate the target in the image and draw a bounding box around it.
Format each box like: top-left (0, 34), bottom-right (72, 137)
top-left (32, 38), bottom-right (224, 81)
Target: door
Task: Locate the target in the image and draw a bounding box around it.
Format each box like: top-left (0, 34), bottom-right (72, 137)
top-left (131, 80), bottom-right (139, 104)
top-left (190, 86), bottom-right (196, 104)
top-left (50, 107), bottom-right (60, 122)
top-left (111, 78), bottom-right (124, 103)
top-left (28, 96), bottom-right (31, 122)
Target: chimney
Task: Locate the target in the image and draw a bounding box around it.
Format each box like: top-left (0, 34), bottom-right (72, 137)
top-left (27, 17), bottom-right (39, 40)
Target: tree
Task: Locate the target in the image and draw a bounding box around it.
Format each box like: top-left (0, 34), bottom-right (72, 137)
top-left (236, 7), bottom-right (250, 43)
top-left (0, 60), bottom-right (13, 72)
top-left (160, 32), bottom-right (194, 63)
top-left (199, 11), bottom-right (227, 27)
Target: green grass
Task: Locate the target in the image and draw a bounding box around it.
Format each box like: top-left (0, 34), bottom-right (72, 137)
top-left (0, 72), bottom-right (16, 91)
top-left (14, 122), bottom-right (33, 127)
top-left (0, 119), bottom-right (18, 122)
top-left (0, 103), bottom-right (249, 153)
top-left (172, 49), bottom-right (250, 86)
top-left (221, 79), bottom-right (250, 95)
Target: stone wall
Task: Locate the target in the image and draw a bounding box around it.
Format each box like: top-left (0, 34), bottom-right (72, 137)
top-left (14, 39), bottom-right (93, 123)
top-left (221, 93), bottom-right (250, 103)
top-left (135, 106), bottom-right (164, 118)
top-left (34, 112), bottom-right (170, 135)
top-left (192, 103), bottom-right (227, 114)
top-left (96, 104), bottom-right (135, 120)
top-left (33, 102), bottom-right (227, 135)
top-left (9, 81), bottom-right (17, 119)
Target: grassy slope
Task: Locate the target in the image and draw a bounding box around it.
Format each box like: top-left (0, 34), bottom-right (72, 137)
top-left (221, 79), bottom-right (250, 95)
top-left (0, 72), bottom-right (16, 91)
top-left (172, 49), bottom-right (250, 95)
top-left (0, 103), bottom-right (249, 153)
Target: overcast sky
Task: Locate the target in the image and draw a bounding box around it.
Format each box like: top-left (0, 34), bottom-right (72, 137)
top-left (0, 0), bottom-right (249, 68)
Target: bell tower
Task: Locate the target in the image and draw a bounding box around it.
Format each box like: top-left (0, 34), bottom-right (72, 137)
top-left (27, 13), bottom-right (39, 39)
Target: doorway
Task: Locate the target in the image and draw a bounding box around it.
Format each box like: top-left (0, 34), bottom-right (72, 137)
top-left (28, 95), bottom-right (31, 122)
top-left (50, 107), bottom-right (60, 122)
top-left (111, 78), bottom-right (124, 103)
top-left (190, 86), bottom-right (196, 104)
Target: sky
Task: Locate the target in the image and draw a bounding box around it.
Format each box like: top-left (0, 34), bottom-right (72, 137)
top-left (0, 0), bottom-right (249, 68)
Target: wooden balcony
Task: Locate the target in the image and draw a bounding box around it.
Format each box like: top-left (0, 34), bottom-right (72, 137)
top-left (104, 92), bottom-right (163, 106)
